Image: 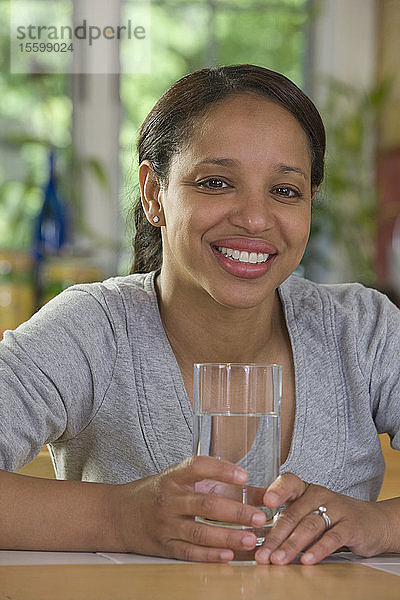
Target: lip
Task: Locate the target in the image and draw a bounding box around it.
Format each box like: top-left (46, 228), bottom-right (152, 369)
top-left (211, 237), bottom-right (278, 255)
top-left (211, 245), bottom-right (277, 280)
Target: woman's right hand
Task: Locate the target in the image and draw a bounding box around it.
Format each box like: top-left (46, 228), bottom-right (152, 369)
top-left (109, 456), bottom-right (267, 562)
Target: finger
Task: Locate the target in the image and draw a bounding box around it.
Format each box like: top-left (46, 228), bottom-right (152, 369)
top-left (261, 511), bottom-right (328, 565)
top-left (256, 486), bottom-right (328, 562)
top-left (183, 519), bottom-right (258, 552)
top-left (184, 490), bottom-right (267, 529)
top-left (263, 472), bottom-right (308, 508)
top-left (166, 538), bottom-right (235, 563)
top-left (301, 526), bottom-right (346, 565)
top-left (171, 456), bottom-right (248, 486)
top-left (195, 480), bottom-right (266, 508)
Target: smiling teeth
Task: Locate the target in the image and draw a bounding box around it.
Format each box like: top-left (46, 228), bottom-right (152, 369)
top-left (217, 247), bottom-right (270, 264)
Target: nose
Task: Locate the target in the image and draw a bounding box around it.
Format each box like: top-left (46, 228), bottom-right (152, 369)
top-left (228, 188), bottom-right (274, 234)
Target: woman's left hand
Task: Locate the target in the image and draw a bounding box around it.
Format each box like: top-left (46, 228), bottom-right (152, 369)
top-left (255, 472), bottom-right (392, 565)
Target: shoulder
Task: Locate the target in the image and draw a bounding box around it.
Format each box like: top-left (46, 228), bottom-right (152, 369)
top-left (8, 271), bottom-right (158, 345)
top-left (43, 271), bottom-right (157, 321)
top-left (280, 275), bottom-right (400, 365)
top-left (280, 274), bottom-right (398, 323)
top-left (65, 271), bottom-right (156, 308)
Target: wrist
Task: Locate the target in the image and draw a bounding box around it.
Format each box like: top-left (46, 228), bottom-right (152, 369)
top-left (105, 479), bottom-right (147, 554)
top-left (100, 482), bottom-right (129, 552)
top-left (377, 498), bottom-right (400, 553)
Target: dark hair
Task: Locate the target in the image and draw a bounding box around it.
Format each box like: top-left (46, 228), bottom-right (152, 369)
top-left (132, 64), bottom-right (326, 273)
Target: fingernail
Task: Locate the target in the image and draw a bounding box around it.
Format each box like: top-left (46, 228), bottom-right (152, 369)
top-left (241, 534), bottom-right (255, 548)
top-left (271, 549), bottom-right (286, 563)
top-left (302, 552), bottom-right (314, 564)
top-left (256, 548), bottom-right (271, 563)
top-left (265, 491), bottom-right (279, 505)
top-left (252, 512), bottom-right (266, 526)
top-left (220, 550), bottom-right (233, 561)
top-left (235, 469), bottom-right (247, 483)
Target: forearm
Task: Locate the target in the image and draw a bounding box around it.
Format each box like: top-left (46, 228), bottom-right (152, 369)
top-left (0, 469), bottom-right (120, 551)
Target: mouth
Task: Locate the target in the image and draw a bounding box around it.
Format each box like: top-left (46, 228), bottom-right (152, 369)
top-left (214, 246), bottom-right (271, 264)
top-left (210, 240), bottom-right (277, 280)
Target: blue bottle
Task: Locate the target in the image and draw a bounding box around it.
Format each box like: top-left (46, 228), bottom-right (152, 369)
top-left (32, 150), bottom-right (67, 262)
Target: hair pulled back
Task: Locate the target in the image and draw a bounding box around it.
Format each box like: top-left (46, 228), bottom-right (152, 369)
top-left (132, 64), bottom-right (326, 273)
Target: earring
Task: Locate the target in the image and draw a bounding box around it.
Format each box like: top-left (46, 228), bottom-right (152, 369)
top-left (152, 216), bottom-right (160, 224)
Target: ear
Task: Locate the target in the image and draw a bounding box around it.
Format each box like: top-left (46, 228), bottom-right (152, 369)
top-left (311, 185), bottom-right (318, 202)
top-left (138, 160), bottom-right (165, 226)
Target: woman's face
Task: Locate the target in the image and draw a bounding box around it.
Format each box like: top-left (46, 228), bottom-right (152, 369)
top-left (155, 93), bottom-right (315, 309)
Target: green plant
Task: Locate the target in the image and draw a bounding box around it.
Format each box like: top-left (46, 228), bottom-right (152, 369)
top-left (0, 133), bottom-right (110, 251)
top-left (0, 0), bottom-right (110, 253)
top-left (303, 78), bottom-right (390, 286)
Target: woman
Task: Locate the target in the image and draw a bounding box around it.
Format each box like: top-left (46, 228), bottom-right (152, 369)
top-left (0, 65), bottom-right (399, 564)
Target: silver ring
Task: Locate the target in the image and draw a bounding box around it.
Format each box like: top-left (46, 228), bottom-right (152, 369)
top-left (312, 505), bottom-right (332, 530)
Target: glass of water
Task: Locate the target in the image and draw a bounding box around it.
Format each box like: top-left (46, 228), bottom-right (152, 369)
top-left (193, 363), bottom-right (282, 550)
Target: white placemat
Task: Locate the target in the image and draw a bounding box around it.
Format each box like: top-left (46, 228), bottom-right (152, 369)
top-left (1, 549), bottom-right (399, 576)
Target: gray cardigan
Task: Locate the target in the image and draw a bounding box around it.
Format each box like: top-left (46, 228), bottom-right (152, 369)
top-left (1, 271), bottom-right (399, 501)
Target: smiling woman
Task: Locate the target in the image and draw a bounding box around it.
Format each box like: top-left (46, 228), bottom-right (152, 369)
top-left (0, 64), bottom-right (400, 567)
top-left (132, 65), bottom-right (324, 275)
top-left (140, 93), bottom-right (315, 308)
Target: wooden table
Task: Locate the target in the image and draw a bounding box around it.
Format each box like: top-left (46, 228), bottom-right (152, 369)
top-left (1, 561), bottom-right (399, 600)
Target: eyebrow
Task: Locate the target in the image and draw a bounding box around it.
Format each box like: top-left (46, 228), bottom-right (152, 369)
top-left (194, 158), bottom-right (307, 179)
top-left (195, 157), bottom-right (239, 168)
top-left (275, 163), bottom-right (307, 179)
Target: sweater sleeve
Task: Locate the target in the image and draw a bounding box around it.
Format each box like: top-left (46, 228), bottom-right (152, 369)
top-left (0, 287), bottom-right (118, 471)
top-left (355, 287), bottom-right (400, 450)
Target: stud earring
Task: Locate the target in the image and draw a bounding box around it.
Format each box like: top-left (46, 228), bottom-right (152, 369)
top-left (152, 216), bottom-right (160, 224)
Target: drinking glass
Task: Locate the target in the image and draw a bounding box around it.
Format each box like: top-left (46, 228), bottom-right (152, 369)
top-left (193, 363), bottom-right (282, 549)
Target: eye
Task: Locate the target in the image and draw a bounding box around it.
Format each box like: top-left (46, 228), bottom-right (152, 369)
top-left (197, 178), bottom-right (229, 190)
top-left (272, 186), bottom-right (302, 200)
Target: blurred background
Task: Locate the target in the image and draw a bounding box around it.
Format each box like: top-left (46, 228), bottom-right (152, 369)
top-left (1, 0), bottom-right (400, 336)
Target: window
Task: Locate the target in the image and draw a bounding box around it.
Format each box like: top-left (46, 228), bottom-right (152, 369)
top-left (0, 1), bottom-right (71, 249)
